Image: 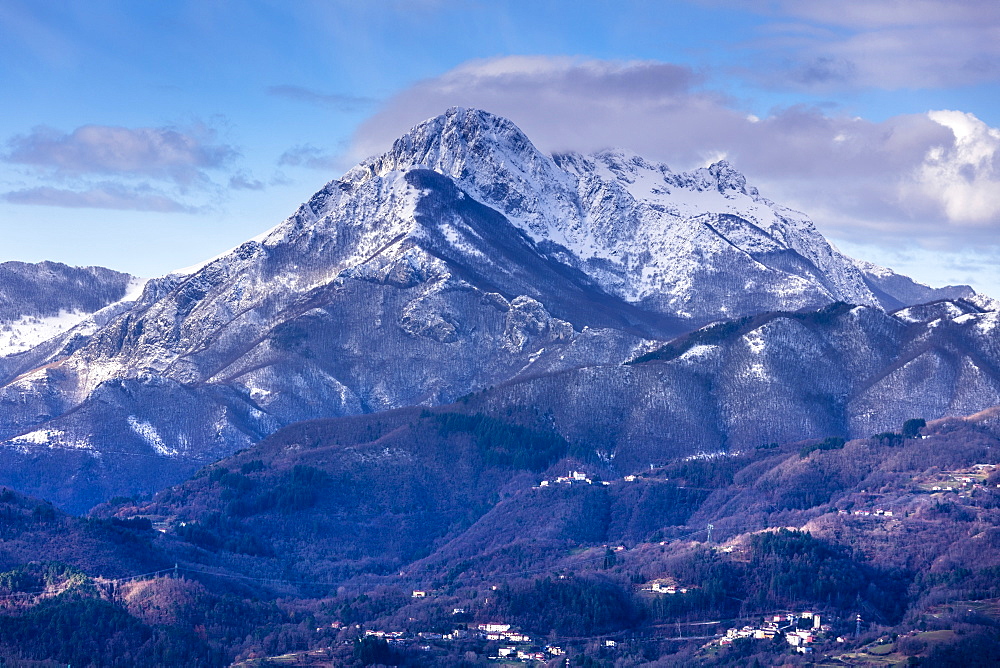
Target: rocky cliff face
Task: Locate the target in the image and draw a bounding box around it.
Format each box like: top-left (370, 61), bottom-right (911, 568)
top-left (0, 108), bottom-right (995, 512)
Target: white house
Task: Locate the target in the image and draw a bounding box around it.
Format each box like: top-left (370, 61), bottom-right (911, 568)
top-left (478, 623), bottom-right (511, 633)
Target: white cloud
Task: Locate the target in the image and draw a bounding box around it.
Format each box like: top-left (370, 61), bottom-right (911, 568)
top-left (907, 110), bottom-right (1000, 223)
top-left (278, 144), bottom-right (345, 171)
top-left (729, 0), bottom-right (1000, 89)
top-left (228, 171), bottom-right (265, 191)
top-left (0, 121), bottom-right (261, 211)
top-left (759, 0), bottom-right (1000, 30)
top-left (266, 85), bottom-right (375, 111)
top-left (3, 183), bottom-right (196, 212)
top-left (349, 56), bottom-right (711, 161)
top-left (3, 123), bottom-right (237, 186)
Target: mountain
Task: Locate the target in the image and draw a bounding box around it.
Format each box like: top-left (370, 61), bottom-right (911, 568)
top-left (354, 108), bottom-right (880, 317)
top-left (850, 257), bottom-right (982, 311)
top-left (0, 486), bottom-right (306, 667)
top-left (461, 299), bottom-right (1000, 472)
top-left (0, 108), bottom-right (997, 512)
top-left (0, 260), bottom-right (141, 358)
top-left (0, 486), bottom-right (166, 578)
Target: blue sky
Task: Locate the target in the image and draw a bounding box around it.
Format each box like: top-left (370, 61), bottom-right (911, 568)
top-left (1, 0), bottom-right (998, 295)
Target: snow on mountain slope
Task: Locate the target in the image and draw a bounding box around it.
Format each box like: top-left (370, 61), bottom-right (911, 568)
top-left (0, 309), bottom-right (92, 357)
top-left (0, 262), bottom-right (141, 358)
top-left (850, 257), bottom-right (980, 311)
top-left (0, 159), bottom-right (670, 511)
top-left (349, 108), bottom-right (878, 319)
top-left (464, 300), bottom-right (1000, 472)
top-left (0, 107), bottom-right (996, 511)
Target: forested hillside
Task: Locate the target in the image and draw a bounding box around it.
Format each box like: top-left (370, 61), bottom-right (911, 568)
top-left (2, 405), bottom-right (1000, 665)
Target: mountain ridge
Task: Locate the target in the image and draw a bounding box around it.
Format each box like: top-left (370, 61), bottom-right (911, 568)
top-left (347, 108), bottom-right (880, 316)
top-left (0, 107), bottom-right (996, 512)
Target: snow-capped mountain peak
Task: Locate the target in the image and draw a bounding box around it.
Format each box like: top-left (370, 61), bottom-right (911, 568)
top-left (328, 108), bottom-right (880, 315)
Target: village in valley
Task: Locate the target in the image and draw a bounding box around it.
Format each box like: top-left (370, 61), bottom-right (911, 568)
top-left (364, 619), bottom-right (569, 663)
top-left (237, 597), bottom-right (849, 666)
top-left (230, 456), bottom-right (1000, 666)
top-left (713, 611), bottom-right (831, 654)
top-left (233, 551), bottom-right (854, 667)
top-left (916, 463), bottom-right (997, 497)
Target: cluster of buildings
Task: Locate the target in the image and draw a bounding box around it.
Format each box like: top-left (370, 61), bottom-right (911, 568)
top-left (640, 578), bottom-right (690, 595)
top-left (363, 627), bottom-right (474, 643)
top-left (533, 469), bottom-right (675, 490)
top-left (538, 470), bottom-right (610, 487)
top-left (355, 620), bottom-right (566, 662)
top-left (476, 622), bottom-right (530, 642)
top-left (837, 508), bottom-right (894, 517)
top-left (836, 463), bottom-right (999, 518)
top-left (495, 645), bottom-right (564, 662)
top-left (533, 468), bottom-right (680, 490)
top-left (924, 464), bottom-right (997, 497)
top-left (717, 612), bottom-right (829, 654)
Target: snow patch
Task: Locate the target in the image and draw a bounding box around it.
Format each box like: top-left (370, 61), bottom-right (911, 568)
top-left (127, 416), bottom-right (178, 457)
top-left (679, 344), bottom-right (717, 362)
top-left (0, 274), bottom-right (149, 358)
top-left (11, 428), bottom-right (64, 445)
top-left (8, 428), bottom-right (92, 452)
top-left (743, 331), bottom-right (766, 355)
top-left (976, 311), bottom-right (999, 335)
top-left (441, 221), bottom-right (486, 259)
top-left (0, 309), bottom-right (90, 357)
top-left (683, 450), bottom-right (732, 462)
